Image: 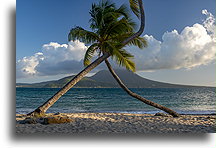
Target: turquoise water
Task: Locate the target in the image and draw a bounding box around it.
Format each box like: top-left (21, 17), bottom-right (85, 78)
top-left (16, 87), bottom-right (216, 114)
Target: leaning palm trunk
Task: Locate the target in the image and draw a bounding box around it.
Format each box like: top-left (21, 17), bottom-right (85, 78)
top-left (28, 0), bottom-right (145, 116)
top-left (28, 53), bottom-right (110, 116)
top-left (105, 59), bottom-right (180, 117)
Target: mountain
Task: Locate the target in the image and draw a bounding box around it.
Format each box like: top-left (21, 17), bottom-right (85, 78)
top-left (90, 69), bottom-right (196, 88)
top-left (16, 69), bottom-right (202, 88)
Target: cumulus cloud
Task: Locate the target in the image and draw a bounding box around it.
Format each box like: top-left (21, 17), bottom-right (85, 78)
top-left (16, 10), bottom-right (215, 79)
top-left (16, 40), bottom-right (87, 78)
top-left (16, 52), bottom-right (44, 78)
top-left (128, 9), bottom-right (216, 71)
top-left (202, 9), bottom-right (215, 39)
top-left (35, 41), bottom-right (87, 75)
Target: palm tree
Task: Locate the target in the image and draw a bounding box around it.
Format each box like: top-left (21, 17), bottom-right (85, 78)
top-left (102, 0), bottom-right (180, 117)
top-left (28, 0), bottom-right (146, 116)
top-left (28, 0), bottom-right (180, 117)
top-left (104, 60), bottom-right (180, 117)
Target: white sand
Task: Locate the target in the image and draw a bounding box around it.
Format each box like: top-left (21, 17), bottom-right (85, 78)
top-left (16, 113), bottom-right (216, 134)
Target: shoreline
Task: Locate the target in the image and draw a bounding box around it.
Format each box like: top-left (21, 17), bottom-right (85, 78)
top-left (16, 110), bottom-right (216, 115)
top-left (16, 112), bottom-right (216, 134)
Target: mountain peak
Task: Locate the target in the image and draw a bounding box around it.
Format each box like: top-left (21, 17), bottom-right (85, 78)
top-left (16, 69), bottom-right (197, 88)
top-left (90, 69), bottom-right (144, 86)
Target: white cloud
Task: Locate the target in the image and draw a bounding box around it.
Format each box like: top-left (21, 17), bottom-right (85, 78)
top-left (128, 10), bottom-right (216, 71)
top-left (16, 40), bottom-right (87, 78)
top-left (202, 9), bottom-right (215, 39)
top-left (41, 41), bottom-right (87, 62)
top-left (16, 52), bottom-right (44, 78)
top-left (16, 10), bottom-right (215, 79)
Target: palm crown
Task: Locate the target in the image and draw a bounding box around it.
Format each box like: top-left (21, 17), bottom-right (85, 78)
top-left (68, 0), bottom-right (147, 72)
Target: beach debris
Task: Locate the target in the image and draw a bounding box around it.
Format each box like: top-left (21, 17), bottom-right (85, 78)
top-left (18, 115), bottom-right (74, 124)
top-left (154, 112), bottom-right (169, 117)
top-left (19, 117), bottom-right (37, 124)
top-left (54, 112), bottom-right (61, 115)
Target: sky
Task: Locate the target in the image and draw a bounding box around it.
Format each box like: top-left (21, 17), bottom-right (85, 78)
top-left (16, 0), bottom-right (216, 86)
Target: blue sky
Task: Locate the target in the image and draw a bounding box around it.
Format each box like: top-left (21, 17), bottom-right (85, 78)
top-left (16, 0), bottom-right (215, 86)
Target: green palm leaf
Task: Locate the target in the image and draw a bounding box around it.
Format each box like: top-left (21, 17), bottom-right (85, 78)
top-left (69, 0), bottom-right (147, 70)
top-left (68, 26), bottom-right (99, 44)
top-left (109, 33), bottom-right (147, 49)
top-left (83, 43), bottom-right (99, 66)
top-left (113, 48), bottom-right (135, 72)
top-left (89, 1), bottom-right (117, 31)
top-left (114, 4), bottom-right (130, 19)
top-left (104, 41), bottom-right (135, 72)
top-left (129, 0), bottom-right (140, 19)
top-left (104, 18), bottom-right (136, 39)
top-left (127, 36), bottom-right (147, 49)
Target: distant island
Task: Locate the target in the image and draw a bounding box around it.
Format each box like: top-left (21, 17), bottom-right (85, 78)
top-left (16, 69), bottom-right (210, 88)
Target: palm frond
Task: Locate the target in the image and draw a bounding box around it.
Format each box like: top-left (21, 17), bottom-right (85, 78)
top-left (103, 41), bottom-right (135, 72)
top-left (129, 0), bottom-right (140, 19)
top-left (109, 32), bottom-right (132, 42)
top-left (68, 26), bottom-right (99, 44)
top-left (100, 0), bottom-right (116, 10)
top-left (89, 0), bottom-right (133, 37)
top-left (83, 43), bottom-right (99, 66)
top-left (89, 0), bottom-right (117, 31)
top-left (104, 18), bottom-right (136, 39)
top-left (127, 36), bottom-right (147, 49)
top-left (102, 40), bottom-right (119, 54)
top-left (115, 4), bottom-right (130, 19)
top-left (69, 0), bottom-right (143, 71)
top-left (109, 33), bottom-right (147, 49)
top-left (112, 48), bottom-right (136, 72)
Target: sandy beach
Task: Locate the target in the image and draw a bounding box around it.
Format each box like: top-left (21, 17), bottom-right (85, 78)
top-left (16, 113), bottom-right (216, 134)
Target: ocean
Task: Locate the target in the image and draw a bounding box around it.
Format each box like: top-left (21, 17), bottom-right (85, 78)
top-left (16, 87), bottom-right (216, 115)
